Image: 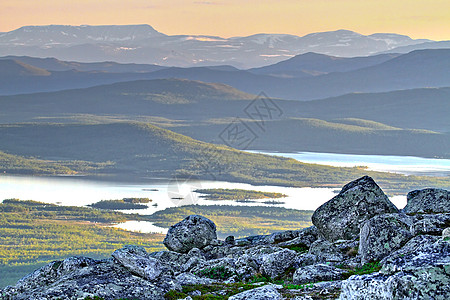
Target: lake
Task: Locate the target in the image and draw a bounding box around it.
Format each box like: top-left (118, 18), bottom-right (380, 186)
top-left (0, 174), bottom-right (408, 233)
top-left (4, 150), bottom-right (443, 233)
top-left (248, 151), bottom-right (450, 177)
top-left (0, 174), bottom-right (341, 212)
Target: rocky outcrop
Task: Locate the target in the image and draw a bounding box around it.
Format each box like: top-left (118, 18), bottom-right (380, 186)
top-left (228, 284), bottom-right (283, 300)
top-left (312, 176), bottom-right (398, 242)
top-left (163, 215), bottom-right (217, 253)
top-left (443, 227), bottom-right (450, 239)
top-left (359, 213), bottom-right (413, 264)
top-left (293, 264), bottom-right (346, 284)
top-left (3, 177), bottom-right (449, 300)
top-left (260, 248), bottom-right (298, 278)
top-left (112, 245), bottom-right (169, 281)
top-left (410, 213), bottom-right (450, 236)
top-left (403, 188), bottom-right (449, 214)
top-left (1, 256), bottom-right (169, 300)
top-left (308, 239), bottom-right (343, 263)
top-left (341, 236), bottom-right (450, 300)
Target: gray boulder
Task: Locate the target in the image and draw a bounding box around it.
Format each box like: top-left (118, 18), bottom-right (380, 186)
top-left (163, 215), bottom-right (217, 253)
top-left (312, 176), bottom-right (398, 242)
top-left (359, 213), bottom-right (413, 264)
top-left (112, 245), bottom-right (169, 281)
top-left (309, 239), bottom-right (344, 263)
top-left (404, 188), bottom-right (450, 214)
top-left (149, 250), bottom-right (189, 272)
top-left (410, 213), bottom-right (450, 236)
top-left (293, 264), bottom-right (346, 284)
top-left (277, 226), bottom-right (319, 248)
top-left (381, 235), bottom-right (449, 275)
top-left (1, 257), bottom-right (167, 300)
top-left (175, 273), bottom-right (216, 285)
top-left (9, 256), bottom-right (97, 292)
top-left (228, 284), bottom-right (282, 300)
top-left (191, 257), bottom-right (237, 280)
top-left (443, 227), bottom-right (450, 239)
top-left (353, 233), bottom-right (449, 299)
top-left (260, 248), bottom-right (298, 278)
top-left (343, 235), bottom-right (450, 299)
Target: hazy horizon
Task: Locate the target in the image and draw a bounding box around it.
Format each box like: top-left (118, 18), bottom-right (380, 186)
top-left (0, 23), bottom-right (446, 41)
top-left (1, 0), bottom-right (449, 40)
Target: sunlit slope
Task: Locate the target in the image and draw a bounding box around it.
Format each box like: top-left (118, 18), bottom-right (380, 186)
top-left (0, 122), bottom-right (448, 192)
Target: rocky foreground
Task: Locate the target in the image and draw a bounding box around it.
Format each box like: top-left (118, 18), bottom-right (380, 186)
top-left (2, 176), bottom-right (449, 300)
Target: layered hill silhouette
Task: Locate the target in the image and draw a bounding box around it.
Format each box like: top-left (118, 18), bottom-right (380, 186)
top-left (0, 78), bottom-right (448, 158)
top-left (145, 49), bottom-right (450, 100)
top-left (2, 49), bottom-right (448, 100)
top-left (248, 52), bottom-right (400, 78)
top-left (0, 59), bottom-right (51, 77)
top-left (0, 55), bottom-right (166, 73)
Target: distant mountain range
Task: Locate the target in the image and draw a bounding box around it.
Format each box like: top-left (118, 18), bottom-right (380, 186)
top-left (0, 25), bottom-right (442, 68)
top-left (2, 49), bottom-right (449, 100)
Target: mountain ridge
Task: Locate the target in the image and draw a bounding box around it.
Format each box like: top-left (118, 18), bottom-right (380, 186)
top-left (0, 25), bottom-right (437, 68)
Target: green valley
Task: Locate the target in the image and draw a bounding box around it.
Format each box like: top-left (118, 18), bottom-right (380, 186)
top-left (0, 122), bottom-right (449, 193)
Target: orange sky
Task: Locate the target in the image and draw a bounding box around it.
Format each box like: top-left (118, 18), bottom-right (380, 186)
top-left (1, 0), bottom-right (449, 40)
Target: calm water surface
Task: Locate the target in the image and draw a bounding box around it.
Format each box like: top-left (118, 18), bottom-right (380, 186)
top-left (248, 151), bottom-right (450, 177)
top-left (4, 150), bottom-right (436, 233)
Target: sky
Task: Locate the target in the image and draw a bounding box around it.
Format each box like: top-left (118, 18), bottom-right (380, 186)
top-left (0, 0), bottom-right (449, 40)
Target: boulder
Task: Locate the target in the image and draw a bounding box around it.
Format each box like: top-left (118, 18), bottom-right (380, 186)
top-left (359, 213), bottom-right (413, 264)
top-left (309, 239), bottom-right (344, 263)
top-left (260, 248), bottom-right (298, 278)
top-left (293, 264), bottom-right (346, 284)
top-left (338, 235), bottom-right (450, 300)
top-left (404, 188), bottom-right (450, 214)
top-left (312, 176), bottom-right (398, 242)
top-left (277, 226), bottom-right (319, 248)
top-left (443, 227), bottom-right (450, 239)
top-left (1, 258), bottom-right (167, 300)
top-left (112, 245), bottom-right (169, 281)
top-left (191, 257), bottom-right (237, 280)
top-left (163, 215), bottom-right (217, 253)
top-left (11, 256), bottom-right (97, 292)
top-left (228, 284), bottom-right (283, 300)
top-left (149, 250), bottom-right (188, 272)
top-left (340, 265), bottom-right (450, 300)
top-left (410, 213), bottom-right (450, 236)
top-left (175, 273), bottom-right (216, 285)
top-left (265, 230), bottom-right (301, 244)
top-left (381, 235), bottom-right (449, 275)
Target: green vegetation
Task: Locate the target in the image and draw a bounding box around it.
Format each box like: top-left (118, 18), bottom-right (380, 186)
top-left (88, 198), bottom-right (151, 210)
top-left (338, 261), bottom-right (382, 279)
top-left (196, 266), bottom-right (236, 280)
top-left (0, 199), bottom-right (164, 287)
top-left (0, 150), bottom-right (113, 175)
top-left (164, 283), bottom-right (261, 300)
top-left (283, 283), bottom-right (314, 290)
top-left (147, 205), bottom-right (313, 238)
top-left (281, 243), bottom-right (309, 254)
top-left (0, 150), bottom-right (73, 175)
top-left (0, 199), bottom-right (314, 287)
top-left (195, 188), bottom-right (287, 201)
top-left (0, 122), bottom-right (448, 194)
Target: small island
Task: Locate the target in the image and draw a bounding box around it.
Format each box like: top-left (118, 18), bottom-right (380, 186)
top-left (88, 198), bottom-right (151, 210)
top-left (194, 188), bottom-right (287, 201)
